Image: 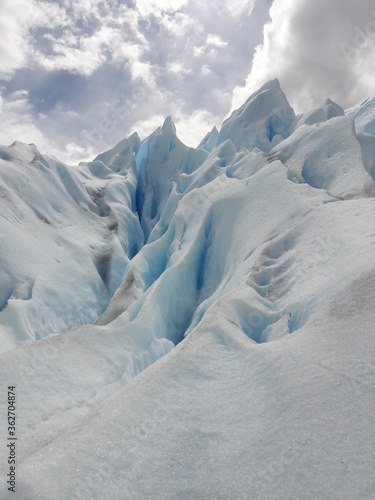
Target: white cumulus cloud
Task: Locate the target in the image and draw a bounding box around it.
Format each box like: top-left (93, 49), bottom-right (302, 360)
top-left (232, 0), bottom-right (375, 112)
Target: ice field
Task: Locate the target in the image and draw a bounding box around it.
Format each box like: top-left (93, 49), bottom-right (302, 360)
top-left (0, 79), bottom-right (375, 499)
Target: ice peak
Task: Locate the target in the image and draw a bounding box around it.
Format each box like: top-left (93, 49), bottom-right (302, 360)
top-left (250, 77), bottom-right (281, 95)
top-left (197, 125), bottom-right (219, 153)
top-left (94, 132), bottom-right (140, 168)
top-left (162, 115), bottom-right (177, 135)
top-left (136, 116), bottom-right (208, 239)
top-left (320, 97), bottom-right (345, 119)
top-left (321, 97), bottom-right (336, 107)
top-left (217, 78), bottom-right (295, 153)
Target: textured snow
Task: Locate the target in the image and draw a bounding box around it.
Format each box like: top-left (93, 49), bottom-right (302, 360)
top-left (0, 80), bottom-right (375, 499)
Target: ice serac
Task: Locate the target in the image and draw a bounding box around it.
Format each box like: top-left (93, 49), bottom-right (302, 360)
top-left (0, 135), bottom-right (143, 351)
top-left (356, 133), bottom-right (375, 180)
top-left (346, 97), bottom-right (375, 181)
top-left (291, 97), bottom-right (345, 131)
top-left (217, 78), bottom-right (295, 153)
top-left (321, 97), bottom-right (345, 120)
top-left (197, 125), bottom-right (219, 153)
top-left (346, 96), bottom-right (375, 136)
top-left (268, 115), bottom-right (375, 198)
top-left (136, 116), bottom-right (208, 240)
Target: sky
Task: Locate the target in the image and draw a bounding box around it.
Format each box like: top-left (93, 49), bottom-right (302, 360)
top-left (0, 0), bottom-right (374, 164)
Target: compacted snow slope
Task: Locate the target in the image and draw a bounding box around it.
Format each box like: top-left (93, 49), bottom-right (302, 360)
top-left (0, 80), bottom-right (375, 499)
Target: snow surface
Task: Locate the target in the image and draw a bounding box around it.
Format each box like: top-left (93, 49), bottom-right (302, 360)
top-left (0, 79), bottom-right (375, 499)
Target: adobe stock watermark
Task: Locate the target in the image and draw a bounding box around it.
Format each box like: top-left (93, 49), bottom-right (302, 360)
top-left (81, 85), bottom-right (149, 149)
top-left (340, 10), bottom-right (375, 62)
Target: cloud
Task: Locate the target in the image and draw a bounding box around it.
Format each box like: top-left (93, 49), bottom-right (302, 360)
top-left (218, 0), bottom-right (256, 18)
top-left (0, 0), bottom-right (153, 84)
top-left (0, 0), bottom-right (39, 79)
top-left (0, 88), bottom-right (79, 160)
top-left (159, 11), bottom-right (199, 37)
top-left (136, 0), bottom-right (188, 18)
top-left (173, 108), bottom-right (222, 148)
top-left (0, 0), bottom-right (271, 162)
top-left (232, 0), bottom-right (375, 112)
top-left (201, 65), bottom-right (213, 77)
top-left (206, 34), bottom-right (228, 48)
top-left (33, 5), bottom-right (153, 84)
top-left (130, 114), bottom-right (165, 141)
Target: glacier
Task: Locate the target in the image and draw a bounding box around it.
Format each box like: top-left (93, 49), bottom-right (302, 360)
top-left (0, 79), bottom-right (375, 499)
